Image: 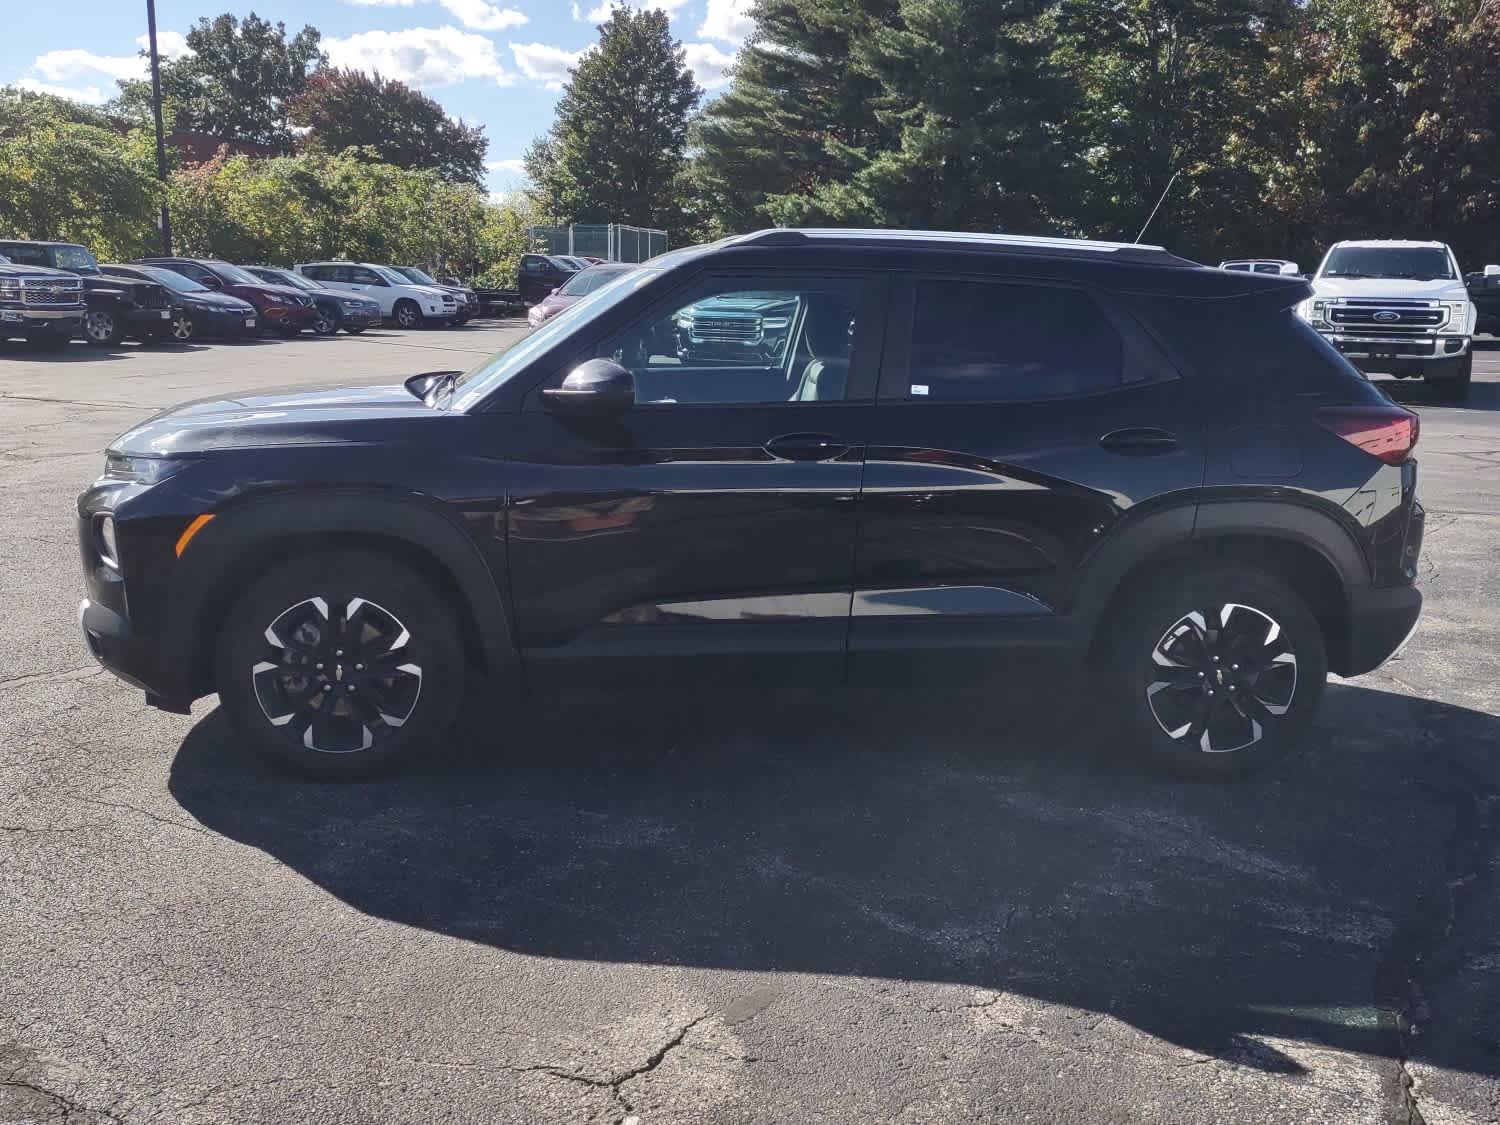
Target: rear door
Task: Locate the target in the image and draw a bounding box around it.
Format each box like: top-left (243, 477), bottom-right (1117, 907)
top-left (851, 273), bottom-right (1205, 678)
top-left (503, 269), bottom-right (886, 690)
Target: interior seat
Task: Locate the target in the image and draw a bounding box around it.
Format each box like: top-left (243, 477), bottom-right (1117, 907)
top-left (791, 299), bottom-right (855, 401)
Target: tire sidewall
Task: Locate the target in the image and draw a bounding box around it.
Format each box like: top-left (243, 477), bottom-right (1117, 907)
top-left (395, 300), bottom-right (420, 328)
top-left (215, 551), bottom-right (465, 777)
top-left (1104, 563), bottom-right (1327, 779)
top-left (83, 309), bottom-right (121, 345)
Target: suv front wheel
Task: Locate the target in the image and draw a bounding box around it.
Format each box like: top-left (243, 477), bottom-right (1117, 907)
top-left (1102, 563), bottom-right (1327, 778)
top-left (215, 551), bottom-right (464, 777)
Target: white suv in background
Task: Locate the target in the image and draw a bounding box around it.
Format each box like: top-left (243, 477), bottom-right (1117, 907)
top-left (1298, 239), bottom-right (1477, 401)
top-left (294, 262), bottom-right (457, 329)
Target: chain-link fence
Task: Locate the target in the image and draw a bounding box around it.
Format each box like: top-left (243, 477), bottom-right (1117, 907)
top-left (526, 223), bottom-right (669, 263)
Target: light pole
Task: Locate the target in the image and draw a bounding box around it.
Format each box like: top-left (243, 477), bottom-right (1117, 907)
top-left (145, 0), bottom-right (172, 254)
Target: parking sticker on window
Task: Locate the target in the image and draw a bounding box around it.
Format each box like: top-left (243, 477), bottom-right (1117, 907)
top-left (911, 384), bottom-right (930, 396)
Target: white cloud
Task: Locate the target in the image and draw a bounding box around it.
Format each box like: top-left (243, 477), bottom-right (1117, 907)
top-left (342, 0), bottom-right (527, 30)
top-left (684, 41), bottom-right (736, 90)
top-left (579, 0), bottom-right (692, 22)
top-left (509, 41), bottom-right (589, 89)
top-left (16, 77), bottom-right (108, 104)
top-left (699, 0), bottom-right (754, 44)
top-left (486, 158), bottom-right (527, 174)
top-left (324, 26), bottom-right (514, 87)
top-left (136, 30), bottom-right (192, 60)
top-left (33, 48), bottom-right (146, 83)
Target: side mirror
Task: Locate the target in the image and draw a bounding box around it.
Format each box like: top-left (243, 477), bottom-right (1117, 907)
top-left (542, 358), bottom-right (635, 413)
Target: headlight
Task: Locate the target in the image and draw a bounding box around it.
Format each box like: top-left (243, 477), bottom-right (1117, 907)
top-left (96, 515), bottom-right (119, 569)
top-left (1296, 298), bottom-right (1329, 327)
top-left (761, 316), bottom-right (789, 329)
top-left (0, 280), bottom-right (20, 300)
top-left (1441, 301), bottom-right (1471, 334)
top-left (103, 452), bottom-right (196, 484)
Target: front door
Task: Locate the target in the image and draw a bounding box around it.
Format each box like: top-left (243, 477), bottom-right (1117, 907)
top-left (503, 270), bottom-right (885, 690)
top-left (851, 273), bottom-right (1205, 680)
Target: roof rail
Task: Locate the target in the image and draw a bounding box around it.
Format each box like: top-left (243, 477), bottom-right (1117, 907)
top-left (727, 227), bottom-right (1191, 266)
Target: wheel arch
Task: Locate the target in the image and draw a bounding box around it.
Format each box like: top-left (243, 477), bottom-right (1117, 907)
top-left (1076, 499), bottom-right (1369, 676)
top-left (170, 489), bottom-right (516, 700)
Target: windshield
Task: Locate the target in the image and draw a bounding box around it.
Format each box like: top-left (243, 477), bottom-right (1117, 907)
top-left (274, 270), bottom-right (320, 292)
top-left (558, 267), bottom-right (632, 296)
top-left (211, 262), bottom-right (266, 286)
top-left (400, 267), bottom-right (438, 285)
top-left (451, 267), bottom-right (662, 411)
top-left (375, 265), bottom-right (413, 286)
top-left (130, 266), bottom-right (207, 293)
top-left (1322, 247), bottom-right (1454, 281)
top-left (55, 245), bottom-right (99, 272)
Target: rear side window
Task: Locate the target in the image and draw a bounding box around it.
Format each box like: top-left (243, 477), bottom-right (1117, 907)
top-left (302, 265), bottom-right (331, 281)
top-left (893, 279), bottom-right (1124, 402)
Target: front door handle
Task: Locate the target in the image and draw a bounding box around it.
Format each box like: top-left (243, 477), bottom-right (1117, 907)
top-left (1099, 427), bottom-right (1180, 456)
top-left (765, 433), bottom-right (850, 462)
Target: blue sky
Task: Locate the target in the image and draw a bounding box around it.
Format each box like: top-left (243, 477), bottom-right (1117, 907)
top-left (3, 0), bottom-right (753, 197)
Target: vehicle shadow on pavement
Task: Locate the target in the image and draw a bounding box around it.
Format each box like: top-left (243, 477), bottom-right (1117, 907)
top-left (168, 681), bottom-right (1500, 1078)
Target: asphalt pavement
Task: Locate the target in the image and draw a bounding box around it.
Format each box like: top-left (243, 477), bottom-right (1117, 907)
top-left (2, 325), bottom-right (1498, 1125)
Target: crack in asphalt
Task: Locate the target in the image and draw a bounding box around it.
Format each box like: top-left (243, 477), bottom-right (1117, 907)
top-left (58, 793), bottom-right (213, 838)
top-left (0, 1078), bottom-right (123, 1123)
top-left (512, 1012), bottom-right (713, 1116)
top-left (1370, 703), bottom-right (1500, 1125)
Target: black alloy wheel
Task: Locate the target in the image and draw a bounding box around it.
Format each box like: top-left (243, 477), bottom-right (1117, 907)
top-left (82, 308), bottom-right (123, 346)
top-left (216, 551), bottom-right (463, 776)
top-left (1104, 563), bottom-right (1326, 778)
top-left (312, 305), bottom-right (339, 336)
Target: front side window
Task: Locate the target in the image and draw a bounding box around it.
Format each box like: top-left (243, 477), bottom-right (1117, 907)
top-left (351, 268), bottom-right (385, 285)
top-left (587, 275), bottom-right (866, 405)
top-left (894, 279), bottom-right (1124, 402)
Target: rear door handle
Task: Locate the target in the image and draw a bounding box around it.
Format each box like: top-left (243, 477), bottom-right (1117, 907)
top-left (765, 433), bottom-right (850, 462)
top-left (1099, 427), bottom-right (1180, 456)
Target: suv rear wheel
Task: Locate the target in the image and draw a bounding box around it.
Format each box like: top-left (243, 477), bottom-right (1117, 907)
top-left (1102, 563), bottom-right (1327, 778)
top-left (215, 551), bottom-right (464, 777)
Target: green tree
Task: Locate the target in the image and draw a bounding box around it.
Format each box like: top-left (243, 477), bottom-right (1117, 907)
top-left (1054, 0), bottom-right (1299, 259)
top-left (690, 0), bottom-right (897, 235)
top-left (0, 88), bottom-right (163, 259)
top-left (118, 12), bottom-right (325, 149)
top-left (289, 68), bottom-right (489, 184)
top-left (526, 7), bottom-right (701, 229)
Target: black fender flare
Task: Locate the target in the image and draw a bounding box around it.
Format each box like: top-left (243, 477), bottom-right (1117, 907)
top-left (168, 488), bottom-right (516, 699)
top-left (1067, 496), bottom-right (1370, 636)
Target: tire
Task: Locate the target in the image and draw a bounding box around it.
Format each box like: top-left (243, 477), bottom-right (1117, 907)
top-left (1428, 353), bottom-right (1472, 402)
top-left (215, 551), bottom-right (465, 779)
top-left (393, 299), bottom-right (421, 329)
top-left (24, 333), bottom-right (69, 351)
top-left (82, 308), bottom-right (124, 347)
top-left (168, 311), bottom-right (195, 342)
top-left (344, 326), bottom-right (368, 336)
top-left (311, 304), bottom-right (339, 336)
top-left (1101, 562), bottom-right (1327, 779)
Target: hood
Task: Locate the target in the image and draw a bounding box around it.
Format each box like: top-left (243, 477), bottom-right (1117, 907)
top-left (237, 281), bottom-right (309, 303)
top-left (1312, 276), bottom-right (1469, 300)
top-left (0, 263), bottom-right (76, 280)
top-left (180, 290), bottom-right (256, 311)
top-left (112, 382), bottom-right (439, 456)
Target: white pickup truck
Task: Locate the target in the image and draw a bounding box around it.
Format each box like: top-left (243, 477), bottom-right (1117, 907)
top-left (1297, 239), bottom-right (1478, 401)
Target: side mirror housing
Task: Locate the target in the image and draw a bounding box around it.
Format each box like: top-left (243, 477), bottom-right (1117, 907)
top-left (542, 358), bottom-right (635, 413)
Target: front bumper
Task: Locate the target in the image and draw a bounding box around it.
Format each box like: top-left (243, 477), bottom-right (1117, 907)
top-left (1320, 330), bottom-right (1471, 370)
top-left (339, 306), bottom-right (381, 327)
top-left (2, 307), bottom-right (85, 333)
top-left (261, 304), bottom-right (319, 329)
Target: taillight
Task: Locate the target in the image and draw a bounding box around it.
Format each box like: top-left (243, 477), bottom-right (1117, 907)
top-left (1316, 405), bottom-right (1419, 465)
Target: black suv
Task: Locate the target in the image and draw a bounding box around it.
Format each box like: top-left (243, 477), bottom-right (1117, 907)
top-left (0, 240), bottom-right (176, 346)
top-left (78, 229), bottom-right (1424, 780)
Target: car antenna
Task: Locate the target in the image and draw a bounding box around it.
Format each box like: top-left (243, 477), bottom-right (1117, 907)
top-left (1135, 169), bottom-right (1181, 243)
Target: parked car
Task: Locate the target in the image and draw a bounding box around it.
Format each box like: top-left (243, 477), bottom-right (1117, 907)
top-left (518, 253), bottom-right (580, 302)
top-left (0, 239), bottom-right (176, 347)
top-left (295, 262), bottom-right (457, 328)
top-left (1464, 263), bottom-right (1500, 337)
top-left (101, 265), bottom-right (258, 341)
top-left (132, 258), bottom-right (318, 336)
top-left (1297, 239), bottom-right (1478, 400)
top-left (527, 261), bottom-right (634, 327)
top-left (1220, 259), bottom-right (1301, 276)
top-left (241, 266), bottom-right (381, 336)
top-left (0, 255), bottom-right (84, 349)
top-left (388, 267), bottom-right (478, 325)
top-left (673, 289), bottom-right (802, 363)
top-left (78, 228), bottom-right (1425, 783)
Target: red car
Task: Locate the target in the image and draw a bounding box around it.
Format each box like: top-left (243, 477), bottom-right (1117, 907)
top-left (527, 262), bottom-right (635, 327)
top-left (130, 257), bottom-right (320, 335)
